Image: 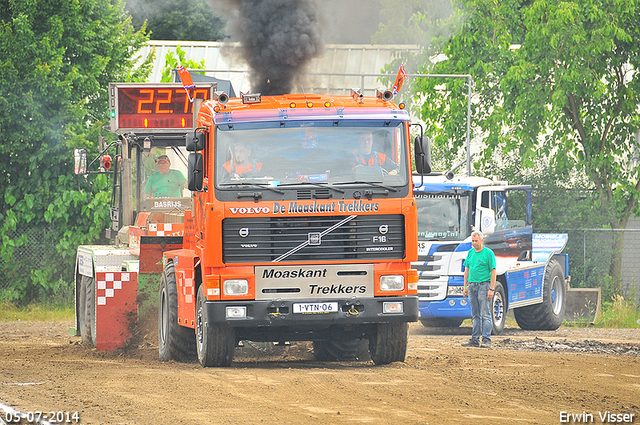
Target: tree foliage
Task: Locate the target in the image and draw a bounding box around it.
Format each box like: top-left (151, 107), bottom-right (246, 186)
top-left (128, 0), bottom-right (226, 41)
top-left (372, 0), bottom-right (453, 45)
top-left (0, 0), bottom-right (151, 304)
top-left (413, 0), bottom-right (640, 284)
top-left (160, 45), bottom-right (206, 83)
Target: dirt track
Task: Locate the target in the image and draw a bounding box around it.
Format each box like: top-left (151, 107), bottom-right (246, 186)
top-left (1, 321), bottom-right (639, 425)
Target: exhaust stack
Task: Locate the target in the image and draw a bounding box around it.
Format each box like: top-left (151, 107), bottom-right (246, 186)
top-left (376, 89), bottom-right (394, 101)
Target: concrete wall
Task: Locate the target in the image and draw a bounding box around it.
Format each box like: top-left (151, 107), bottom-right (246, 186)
top-left (138, 41), bottom-right (420, 96)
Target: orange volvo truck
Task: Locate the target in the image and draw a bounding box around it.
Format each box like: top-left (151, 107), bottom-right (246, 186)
top-left (75, 83), bottom-right (431, 367)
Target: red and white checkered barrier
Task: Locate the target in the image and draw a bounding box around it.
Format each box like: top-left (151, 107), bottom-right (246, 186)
top-left (95, 271), bottom-right (138, 351)
top-left (148, 223), bottom-right (184, 236)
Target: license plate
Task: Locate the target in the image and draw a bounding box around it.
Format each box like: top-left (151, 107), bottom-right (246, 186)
top-left (293, 302), bottom-right (339, 314)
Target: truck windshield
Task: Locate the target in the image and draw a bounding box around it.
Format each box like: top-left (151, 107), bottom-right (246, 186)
top-left (416, 192), bottom-right (471, 241)
top-left (136, 146), bottom-right (190, 211)
top-left (215, 121), bottom-right (408, 188)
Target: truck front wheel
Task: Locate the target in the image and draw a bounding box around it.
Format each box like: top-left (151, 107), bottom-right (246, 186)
top-left (491, 281), bottom-right (506, 335)
top-left (368, 322), bottom-right (408, 365)
top-left (158, 263), bottom-right (195, 362)
top-left (196, 286), bottom-right (235, 367)
top-left (513, 259), bottom-right (566, 330)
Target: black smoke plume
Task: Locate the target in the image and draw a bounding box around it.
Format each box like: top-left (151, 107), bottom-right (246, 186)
top-left (222, 0), bottom-right (324, 95)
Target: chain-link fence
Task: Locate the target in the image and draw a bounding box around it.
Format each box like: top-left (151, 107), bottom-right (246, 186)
top-left (6, 224), bottom-right (59, 266)
top-left (1, 224), bottom-right (62, 293)
top-left (544, 228), bottom-right (640, 301)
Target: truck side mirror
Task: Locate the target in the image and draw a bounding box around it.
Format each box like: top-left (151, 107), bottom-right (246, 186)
top-left (186, 130), bottom-right (206, 152)
top-left (74, 148), bottom-right (87, 175)
top-left (414, 136), bottom-right (432, 175)
top-left (478, 207), bottom-right (496, 235)
top-left (188, 152), bottom-right (204, 191)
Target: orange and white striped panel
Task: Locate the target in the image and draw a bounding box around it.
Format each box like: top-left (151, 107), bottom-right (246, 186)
top-left (177, 269), bottom-right (196, 304)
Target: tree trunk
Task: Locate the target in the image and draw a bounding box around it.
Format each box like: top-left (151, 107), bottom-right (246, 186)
top-left (608, 214), bottom-right (631, 295)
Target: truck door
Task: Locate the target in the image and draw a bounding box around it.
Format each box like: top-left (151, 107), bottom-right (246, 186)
top-left (476, 185), bottom-right (532, 267)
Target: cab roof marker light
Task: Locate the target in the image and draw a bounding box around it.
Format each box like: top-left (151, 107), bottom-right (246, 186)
top-left (241, 93), bottom-right (262, 104)
top-left (350, 88), bottom-right (364, 104)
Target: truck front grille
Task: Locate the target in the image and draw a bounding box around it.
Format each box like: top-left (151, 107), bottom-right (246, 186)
top-left (223, 214), bottom-right (405, 263)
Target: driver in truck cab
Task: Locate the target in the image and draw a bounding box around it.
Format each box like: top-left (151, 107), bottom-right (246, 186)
top-left (223, 143), bottom-right (263, 178)
top-left (142, 155), bottom-right (187, 199)
top-left (352, 131), bottom-right (399, 175)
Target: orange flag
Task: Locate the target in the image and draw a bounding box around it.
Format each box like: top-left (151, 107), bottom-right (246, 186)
top-left (177, 66), bottom-right (195, 102)
top-left (392, 63), bottom-right (407, 95)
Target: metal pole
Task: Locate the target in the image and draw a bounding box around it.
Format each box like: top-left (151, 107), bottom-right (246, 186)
top-left (583, 231), bottom-right (587, 284)
top-left (466, 76), bottom-right (472, 176)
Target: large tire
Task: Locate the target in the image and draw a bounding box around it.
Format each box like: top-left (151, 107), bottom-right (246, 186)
top-left (491, 281), bottom-right (506, 335)
top-left (196, 285), bottom-right (235, 367)
top-left (514, 260), bottom-right (566, 330)
top-left (419, 317), bottom-right (464, 328)
top-left (79, 275), bottom-right (95, 347)
top-left (368, 322), bottom-right (408, 365)
top-left (158, 263), bottom-right (196, 362)
top-left (312, 339), bottom-right (371, 362)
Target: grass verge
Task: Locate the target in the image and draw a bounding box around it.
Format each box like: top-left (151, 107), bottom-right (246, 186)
top-left (594, 295), bottom-right (640, 328)
top-left (0, 302), bottom-right (74, 322)
top-left (563, 294), bottom-right (640, 328)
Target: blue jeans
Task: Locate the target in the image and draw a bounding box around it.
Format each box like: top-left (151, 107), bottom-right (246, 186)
top-left (468, 282), bottom-right (492, 343)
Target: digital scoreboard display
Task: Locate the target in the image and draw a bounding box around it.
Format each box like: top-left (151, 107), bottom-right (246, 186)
top-left (110, 83), bottom-right (216, 133)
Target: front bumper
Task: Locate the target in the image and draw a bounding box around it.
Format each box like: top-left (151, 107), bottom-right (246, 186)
top-left (206, 296), bottom-right (419, 327)
top-left (419, 297), bottom-right (471, 319)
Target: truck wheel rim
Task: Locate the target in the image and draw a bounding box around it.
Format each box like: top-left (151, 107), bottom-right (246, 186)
top-left (551, 275), bottom-right (563, 315)
top-left (196, 306), bottom-right (204, 349)
top-left (493, 292), bottom-right (504, 324)
top-left (159, 291), bottom-right (168, 345)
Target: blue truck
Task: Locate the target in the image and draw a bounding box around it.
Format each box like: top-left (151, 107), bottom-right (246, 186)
top-left (413, 174), bottom-right (569, 333)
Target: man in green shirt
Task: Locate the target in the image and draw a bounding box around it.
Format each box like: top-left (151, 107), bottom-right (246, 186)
top-left (462, 230), bottom-right (497, 348)
top-left (143, 155), bottom-right (187, 199)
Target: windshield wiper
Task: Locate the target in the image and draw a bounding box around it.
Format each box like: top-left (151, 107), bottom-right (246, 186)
top-left (334, 181), bottom-right (399, 192)
top-left (220, 182), bottom-right (284, 194)
top-left (277, 182), bottom-right (345, 194)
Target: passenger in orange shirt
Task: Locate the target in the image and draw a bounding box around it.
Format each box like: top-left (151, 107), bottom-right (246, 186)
top-left (223, 143), bottom-right (263, 177)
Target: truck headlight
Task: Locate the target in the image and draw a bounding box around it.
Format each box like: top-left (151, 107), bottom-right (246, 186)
top-left (380, 275), bottom-right (404, 291)
top-left (223, 279), bottom-right (249, 296)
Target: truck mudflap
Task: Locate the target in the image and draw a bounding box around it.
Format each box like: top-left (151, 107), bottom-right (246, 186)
top-left (203, 296), bottom-right (419, 327)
